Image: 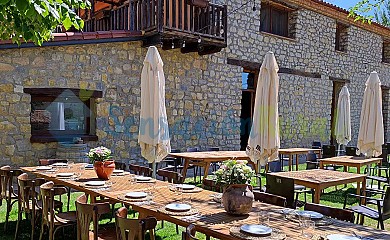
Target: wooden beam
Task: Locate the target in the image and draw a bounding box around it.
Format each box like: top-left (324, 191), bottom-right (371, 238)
top-left (227, 58), bottom-right (322, 78)
top-left (329, 76), bottom-right (350, 83)
top-left (24, 88), bottom-right (103, 98)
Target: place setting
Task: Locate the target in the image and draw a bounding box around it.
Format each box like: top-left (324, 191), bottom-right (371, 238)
top-left (169, 183), bottom-right (203, 193)
top-left (118, 191), bottom-right (153, 204)
top-left (34, 165), bottom-right (57, 173)
top-left (158, 202), bottom-right (199, 216)
top-left (130, 175), bottom-right (156, 183)
top-left (79, 180), bottom-right (114, 190)
top-left (284, 210), bottom-right (334, 226)
top-left (111, 169), bottom-right (130, 176)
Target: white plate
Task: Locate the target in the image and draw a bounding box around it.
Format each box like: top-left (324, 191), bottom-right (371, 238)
top-left (175, 184), bottom-right (196, 190)
top-left (295, 210), bottom-right (324, 220)
top-left (56, 173), bottom-right (74, 178)
top-left (85, 181), bottom-right (105, 187)
top-left (165, 203), bottom-right (192, 212)
top-left (113, 169), bottom-right (124, 174)
top-left (36, 166), bottom-right (52, 171)
top-left (327, 234), bottom-right (360, 240)
top-left (125, 192), bottom-right (148, 199)
top-left (85, 164), bottom-right (94, 169)
top-left (135, 176), bottom-right (152, 181)
top-left (240, 224), bottom-right (272, 236)
top-left (51, 163), bottom-right (68, 167)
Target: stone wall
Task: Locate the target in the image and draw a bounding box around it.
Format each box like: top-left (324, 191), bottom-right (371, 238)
top-left (226, 0), bottom-right (390, 147)
top-left (1, 0), bottom-right (390, 166)
top-left (0, 42), bottom-right (242, 166)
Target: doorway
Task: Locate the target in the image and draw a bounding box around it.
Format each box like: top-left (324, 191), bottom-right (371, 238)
top-left (240, 70), bottom-right (258, 150)
top-left (330, 80), bottom-right (346, 145)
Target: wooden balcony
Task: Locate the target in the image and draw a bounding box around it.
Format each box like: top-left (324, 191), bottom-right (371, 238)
top-left (78, 0), bottom-right (227, 55)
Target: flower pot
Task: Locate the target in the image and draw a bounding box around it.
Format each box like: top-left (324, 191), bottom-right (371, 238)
top-left (222, 184), bottom-right (254, 215)
top-left (93, 160), bottom-right (115, 180)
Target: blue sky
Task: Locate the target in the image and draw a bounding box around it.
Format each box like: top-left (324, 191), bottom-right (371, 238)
top-left (324, 0), bottom-right (360, 10)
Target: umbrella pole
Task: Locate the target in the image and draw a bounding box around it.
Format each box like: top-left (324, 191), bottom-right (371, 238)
top-left (152, 161), bottom-right (157, 178)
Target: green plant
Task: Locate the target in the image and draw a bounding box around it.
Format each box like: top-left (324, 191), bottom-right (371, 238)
top-left (87, 146), bottom-right (112, 163)
top-left (214, 159), bottom-right (255, 186)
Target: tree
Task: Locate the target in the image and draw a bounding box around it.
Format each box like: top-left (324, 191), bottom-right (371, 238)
top-left (374, 0), bottom-right (390, 26)
top-left (349, 0), bottom-right (387, 23)
top-left (0, 0), bottom-right (90, 46)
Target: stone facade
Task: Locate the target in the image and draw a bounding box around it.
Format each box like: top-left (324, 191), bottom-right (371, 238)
top-left (1, 0), bottom-right (390, 166)
top-left (0, 42), bottom-right (241, 166)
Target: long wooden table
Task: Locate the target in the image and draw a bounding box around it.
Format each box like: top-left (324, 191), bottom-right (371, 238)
top-left (319, 156), bottom-right (382, 173)
top-left (169, 151), bottom-right (251, 179)
top-left (21, 164), bottom-right (390, 239)
top-left (268, 169), bottom-right (366, 204)
top-left (279, 148), bottom-right (322, 171)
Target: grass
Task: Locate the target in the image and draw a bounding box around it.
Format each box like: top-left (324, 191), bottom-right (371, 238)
top-left (0, 163), bottom-right (389, 240)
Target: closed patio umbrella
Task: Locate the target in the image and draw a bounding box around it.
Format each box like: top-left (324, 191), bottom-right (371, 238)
top-left (334, 86), bottom-right (351, 155)
top-left (357, 71), bottom-right (384, 157)
top-left (138, 46), bottom-right (171, 177)
top-left (246, 51), bottom-right (280, 169)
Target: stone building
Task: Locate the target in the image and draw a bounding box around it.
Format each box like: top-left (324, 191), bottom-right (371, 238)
top-left (0, 0), bottom-right (389, 166)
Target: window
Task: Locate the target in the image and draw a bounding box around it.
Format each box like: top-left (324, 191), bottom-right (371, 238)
top-left (335, 22), bottom-right (348, 52)
top-left (382, 40), bottom-right (390, 63)
top-left (242, 72), bottom-right (255, 89)
top-left (24, 88), bottom-right (102, 143)
top-left (260, 2), bottom-right (296, 38)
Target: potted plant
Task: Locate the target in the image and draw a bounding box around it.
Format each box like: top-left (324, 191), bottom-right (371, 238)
top-left (87, 146), bottom-right (115, 180)
top-left (214, 159), bottom-right (255, 215)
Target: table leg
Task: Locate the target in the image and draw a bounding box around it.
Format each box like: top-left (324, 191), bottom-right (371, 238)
top-left (181, 159), bottom-right (190, 179)
top-left (357, 166), bottom-right (361, 174)
top-left (314, 187), bottom-right (321, 203)
top-left (289, 155), bottom-right (292, 171)
top-left (359, 177), bottom-right (367, 225)
top-left (319, 161), bottom-right (324, 169)
top-left (295, 154), bottom-right (299, 171)
top-left (203, 163), bottom-right (211, 179)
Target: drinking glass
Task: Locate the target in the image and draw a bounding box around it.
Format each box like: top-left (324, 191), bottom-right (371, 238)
top-left (258, 211), bottom-right (270, 226)
top-left (176, 185), bottom-right (183, 203)
top-left (146, 192), bottom-right (154, 205)
top-left (67, 160), bottom-right (75, 169)
top-left (302, 220), bottom-right (315, 239)
top-left (298, 213), bottom-right (311, 236)
top-left (129, 175), bottom-right (136, 183)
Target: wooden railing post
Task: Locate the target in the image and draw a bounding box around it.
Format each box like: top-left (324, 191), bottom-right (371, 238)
top-left (157, 0), bottom-right (164, 32)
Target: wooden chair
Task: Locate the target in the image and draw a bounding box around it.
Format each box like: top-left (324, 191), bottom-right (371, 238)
top-left (345, 146), bottom-right (358, 156)
top-left (0, 166), bottom-right (23, 231)
top-left (38, 159), bottom-right (72, 211)
top-left (182, 224), bottom-right (199, 240)
top-left (304, 203), bottom-right (354, 223)
top-left (265, 174), bottom-right (296, 208)
top-left (115, 162), bottom-right (127, 171)
top-left (157, 169), bottom-right (184, 183)
top-left (39, 181), bottom-right (77, 240)
top-left (156, 169), bottom-right (184, 233)
top-left (253, 191), bottom-right (287, 207)
top-left (115, 207), bottom-right (157, 240)
top-left (344, 185), bottom-right (390, 229)
top-left (128, 164), bottom-right (153, 177)
top-left (202, 178), bottom-right (222, 192)
top-left (39, 159), bottom-right (68, 166)
top-left (76, 194), bottom-right (116, 240)
top-left (15, 173), bottom-right (63, 240)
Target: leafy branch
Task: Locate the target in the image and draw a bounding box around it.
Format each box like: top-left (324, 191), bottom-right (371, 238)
top-left (0, 0), bottom-right (91, 46)
top-left (349, 0), bottom-right (386, 23)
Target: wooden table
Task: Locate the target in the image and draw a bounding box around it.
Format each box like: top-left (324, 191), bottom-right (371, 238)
top-left (268, 169), bottom-right (366, 204)
top-left (21, 164), bottom-right (389, 239)
top-left (279, 148), bottom-right (322, 171)
top-left (319, 156), bottom-right (382, 173)
top-left (169, 151), bottom-right (251, 179)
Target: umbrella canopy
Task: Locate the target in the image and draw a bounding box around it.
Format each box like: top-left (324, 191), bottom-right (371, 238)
top-left (138, 46), bottom-right (171, 166)
top-left (357, 71), bottom-right (384, 157)
top-left (334, 86), bottom-right (351, 146)
top-left (246, 51), bottom-right (280, 167)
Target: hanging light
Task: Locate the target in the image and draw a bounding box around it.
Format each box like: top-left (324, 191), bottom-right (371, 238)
top-left (171, 39), bottom-right (174, 49)
top-left (198, 37), bottom-right (202, 43)
top-left (182, 40), bottom-right (186, 48)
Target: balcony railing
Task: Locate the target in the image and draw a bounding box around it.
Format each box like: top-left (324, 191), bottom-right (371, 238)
top-left (82, 0), bottom-right (227, 45)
